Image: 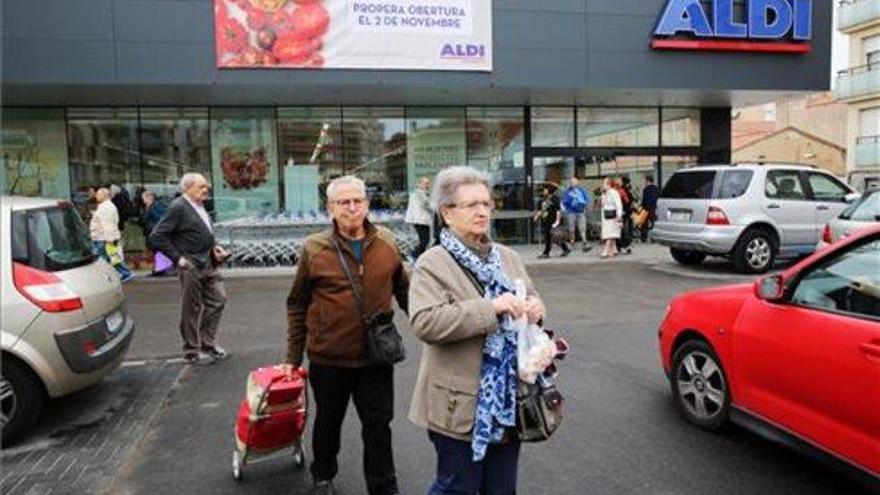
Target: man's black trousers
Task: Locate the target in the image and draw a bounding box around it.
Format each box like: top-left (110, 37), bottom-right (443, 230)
top-left (309, 362), bottom-right (397, 495)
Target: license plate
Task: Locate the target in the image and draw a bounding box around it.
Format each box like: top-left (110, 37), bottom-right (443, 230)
top-left (106, 311), bottom-right (123, 333)
top-left (669, 211), bottom-right (691, 222)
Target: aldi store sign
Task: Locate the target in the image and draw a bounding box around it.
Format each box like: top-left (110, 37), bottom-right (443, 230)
top-left (215, 0), bottom-right (492, 71)
top-left (652, 0), bottom-right (813, 53)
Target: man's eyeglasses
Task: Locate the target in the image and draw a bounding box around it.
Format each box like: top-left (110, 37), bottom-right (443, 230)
top-left (449, 200), bottom-right (494, 212)
top-left (333, 198), bottom-right (366, 208)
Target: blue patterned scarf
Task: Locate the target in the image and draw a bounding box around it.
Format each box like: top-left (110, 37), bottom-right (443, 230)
top-left (440, 229), bottom-right (518, 462)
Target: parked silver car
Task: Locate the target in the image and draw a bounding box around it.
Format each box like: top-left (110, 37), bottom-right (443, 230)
top-left (1, 196), bottom-right (135, 444)
top-left (652, 164), bottom-right (859, 274)
top-left (820, 189), bottom-right (880, 248)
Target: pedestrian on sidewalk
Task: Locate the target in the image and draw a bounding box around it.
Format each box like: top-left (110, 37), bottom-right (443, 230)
top-left (405, 176), bottom-right (433, 259)
top-left (90, 187), bottom-right (134, 283)
top-left (561, 176), bottom-right (592, 252)
top-left (616, 176), bottom-right (635, 255)
top-left (140, 190), bottom-right (173, 276)
top-left (408, 166), bottom-right (546, 494)
top-left (600, 178), bottom-right (623, 259)
top-left (149, 173), bottom-right (230, 366)
top-left (282, 175), bottom-right (409, 495)
top-left (640, 175), bottom-right (659, 242)
top-left (534, 184), bottom-right (570, 259)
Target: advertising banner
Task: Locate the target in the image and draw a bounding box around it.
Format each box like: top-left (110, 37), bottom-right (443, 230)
top-left (215, 0), bottom-right (492, 71)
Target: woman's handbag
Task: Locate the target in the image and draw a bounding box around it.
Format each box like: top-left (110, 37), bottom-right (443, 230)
top-left (603, 208), bottom-right (617, 220)
top-left (550, 225), bottom-right (571, 245)
top-left (331, 238), bottom-right (405, 366)
top-left (516, 380), bottom-right (564, 442)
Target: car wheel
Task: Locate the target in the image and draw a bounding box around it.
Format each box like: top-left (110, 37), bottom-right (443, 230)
top-left (670, 248), bottom-right (707, 266)
top-left (1, 358), bottom-right (44, 445)
top-left (733, 228), bottom-right (777, 274)
top-left (671, 340), bottom-right (730, 431)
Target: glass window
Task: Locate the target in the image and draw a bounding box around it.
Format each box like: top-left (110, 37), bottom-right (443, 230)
top-left (466, 107), bottom-right (524, 174)
top-left (210, 108), bottom-right (279, 221)
top-left (139, 107), bottom-right (211, 205)
top-left (344, 107), bottom-right (407, 212)
top-left (577, 108), bottom-right (658, 147)
top-left (846, 191), bottom-right (880, 221)
top-left (765, 170), bottom-right (806, 200)
top-left (719, 170), bottom-right (754, 199)
top-left (1, 108), bottom-right (71, 199)
top-left (600, 155), bottom-right (657, 185)
top-left (661, 171), bottom-right (716, 199)
top-left (807, 172), bottom-right (849, 202)
top-left (12, 204), bottom-right (95, 272)
top-left (279, 107), bottom-right (343, 213)
top-left (791, 239), bottom-right (880, 319)
top-left (660, 155), bottom-right (698, 187)
top-left (405, 107), bottom-right (466, 204)
top-left (531, 107), bottom-right (574, 148)
top-left (662, 109), bottom-right (701, 147)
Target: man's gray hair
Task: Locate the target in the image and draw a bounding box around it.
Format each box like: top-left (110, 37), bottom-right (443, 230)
top-left (431, 166), bottom-right (490, 210)
top-left (179, 173), bottom-right (206, 192)
top-left (326, 175), bottom-right (366, 201)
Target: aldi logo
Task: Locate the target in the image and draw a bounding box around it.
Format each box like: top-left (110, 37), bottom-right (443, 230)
top-left (652, 0), bottom-right (813, 54)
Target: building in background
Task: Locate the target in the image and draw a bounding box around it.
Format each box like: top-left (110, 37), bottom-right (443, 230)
top-left (733, 93), bottom-right (848, 175)
top-left (836, 0), bottom-right (880, 191)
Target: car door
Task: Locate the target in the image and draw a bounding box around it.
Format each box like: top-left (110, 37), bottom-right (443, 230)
top-left (732, 236), bottom-right (880, 475)
top-left (763, 169), bottom-right (816, 253)
top-left (805, 171), bottom-right (855, 242)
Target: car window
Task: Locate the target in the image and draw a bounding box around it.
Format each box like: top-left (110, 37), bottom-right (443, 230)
top-left (848, 191), bottom-right (880, 222)
top-left (660, 171), bottom-right (716, 199)
top-left (790, 239), bottom-right (880, 319)
top-left (807, 172), bottom-right (849, 202)
top-left (12, 205), bottom-right (96, 272)
top-left (718, 170), bottom-right (753, 199)
top-left (765, 170), bottom-right (806, 200)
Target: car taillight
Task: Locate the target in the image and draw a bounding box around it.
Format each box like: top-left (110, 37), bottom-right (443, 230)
top-left (12, 262), bottom-right (83, 312)
top-left (822, 224), bottom-right (833, 244)
top-left (706, 206), bottom-right (729, 226)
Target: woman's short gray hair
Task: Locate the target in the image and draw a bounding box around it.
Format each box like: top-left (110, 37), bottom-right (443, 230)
top-left (179, 173), bottom-right (206, 192)
top-left (431, 166), bottom-right (491, 210)
top-left (326, 175), bottom-right (366, 202)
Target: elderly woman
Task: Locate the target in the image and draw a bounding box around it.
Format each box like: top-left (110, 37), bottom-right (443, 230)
top-left (600, 177), bottom-right (624, 258)
top-left (408, 166), bottom-right (545, 494)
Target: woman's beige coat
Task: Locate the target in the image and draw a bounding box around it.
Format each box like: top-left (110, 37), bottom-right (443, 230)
top-left (407, 244), bottom-right (537, 441)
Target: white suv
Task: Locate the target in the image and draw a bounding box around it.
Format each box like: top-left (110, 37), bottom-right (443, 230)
top-left (651, 164), bottom-right (859, 274)
top-left (1, 197), bottom-right (135, 444)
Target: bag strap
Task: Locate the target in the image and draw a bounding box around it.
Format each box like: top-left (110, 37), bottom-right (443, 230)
top-left (330, 237), bottom-right (369, 324)
top-left (443, 248), bottom-right (485, 296)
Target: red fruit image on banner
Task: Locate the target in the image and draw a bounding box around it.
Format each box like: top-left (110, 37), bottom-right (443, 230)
top-left (221, 147), bottom-right (270, 190)
top-left (217, 17), bottom-right (249, 55)
top-left (292, 2), bottom-right (329, 39)
top-left (273, 32), bottom-right (315, 64)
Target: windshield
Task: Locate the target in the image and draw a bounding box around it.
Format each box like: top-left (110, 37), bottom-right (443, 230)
top-left (660, 171), bottom-right (716, 199)
top-left (842, 191), bottom-right (879, 221)
top-left (11, 204), bottom-right (97, 272)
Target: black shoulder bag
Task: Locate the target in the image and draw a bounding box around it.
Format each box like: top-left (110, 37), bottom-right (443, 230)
top-left (331, 238), bottom-right (405, 366)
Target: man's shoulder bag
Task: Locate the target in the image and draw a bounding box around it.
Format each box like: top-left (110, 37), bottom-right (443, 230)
top-left (331, 238), bottom-right (405, 366)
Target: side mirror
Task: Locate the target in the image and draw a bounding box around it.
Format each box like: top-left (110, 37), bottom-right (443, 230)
top-left (844, 192), bottom-right (861, 204)
top-left (755, 275), bottom-right (785, 302)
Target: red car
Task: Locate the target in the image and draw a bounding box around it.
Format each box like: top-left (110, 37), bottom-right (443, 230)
top-left (659, 224), bottom-right (880, 488)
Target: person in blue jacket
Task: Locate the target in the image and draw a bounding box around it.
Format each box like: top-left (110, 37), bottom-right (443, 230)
top-left (562, 176), bottom-right (592, 252)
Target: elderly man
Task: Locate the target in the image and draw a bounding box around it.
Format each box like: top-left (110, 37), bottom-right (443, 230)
top-left (282, 176), bottom-right (409, 495)
top-left (149, 173), bottom-right (230, 366)
top-left (90, 187), bottom-right (134, 282)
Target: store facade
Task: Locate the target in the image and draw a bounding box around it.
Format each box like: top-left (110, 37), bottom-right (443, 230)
top-left (1, 0), bottom-right (833, 255)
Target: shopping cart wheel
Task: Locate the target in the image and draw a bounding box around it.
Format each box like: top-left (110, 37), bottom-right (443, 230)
top-left (232, 450), bottom-right (243, 481)
top-left (292, 444), bottom-right (305, 469)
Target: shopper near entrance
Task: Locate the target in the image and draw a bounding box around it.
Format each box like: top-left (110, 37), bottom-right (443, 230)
top-left (640, 175), bottom-right (659, 242)
top-left (90, 187), bottom-right (134, 283)
top-left (408, 166), bottom-right (545, 494)
top-left (615, 177), bottom-right (636, 254)
top-left (405, 176), bottom-right (433, 259)
top-left (282, 175), bottom-right (409, 495)
top-left (148, 173), bottom-right (230, 366)
top-left (561, 176), bottom-right (592, 252)
top-left (600, 178), bottom-right (624, 258)
top-left (535, 184), bottom-right (571, 259)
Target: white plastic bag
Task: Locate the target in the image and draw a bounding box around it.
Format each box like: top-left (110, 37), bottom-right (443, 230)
top-left (514, 279), bottom-right (556, 384)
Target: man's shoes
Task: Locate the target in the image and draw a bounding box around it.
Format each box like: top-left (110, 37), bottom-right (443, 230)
top-left (560, 250), bottom-right (571, 257)
top-left (537, 254), bottom-right (550, 259)
top-left (120, 272), bottom-right (136, 284)
top-left (184, 352), bottom-right (215, 366)
top-left (582, 246), bottom-right (593, 253)
top-left (204, 346), bottom-right (230, 361)
top-left (312, 480), bottom-right (336, 495)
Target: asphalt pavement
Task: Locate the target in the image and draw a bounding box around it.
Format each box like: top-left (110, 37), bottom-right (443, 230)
top-left (1, 245), bottom-right (872, 494)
